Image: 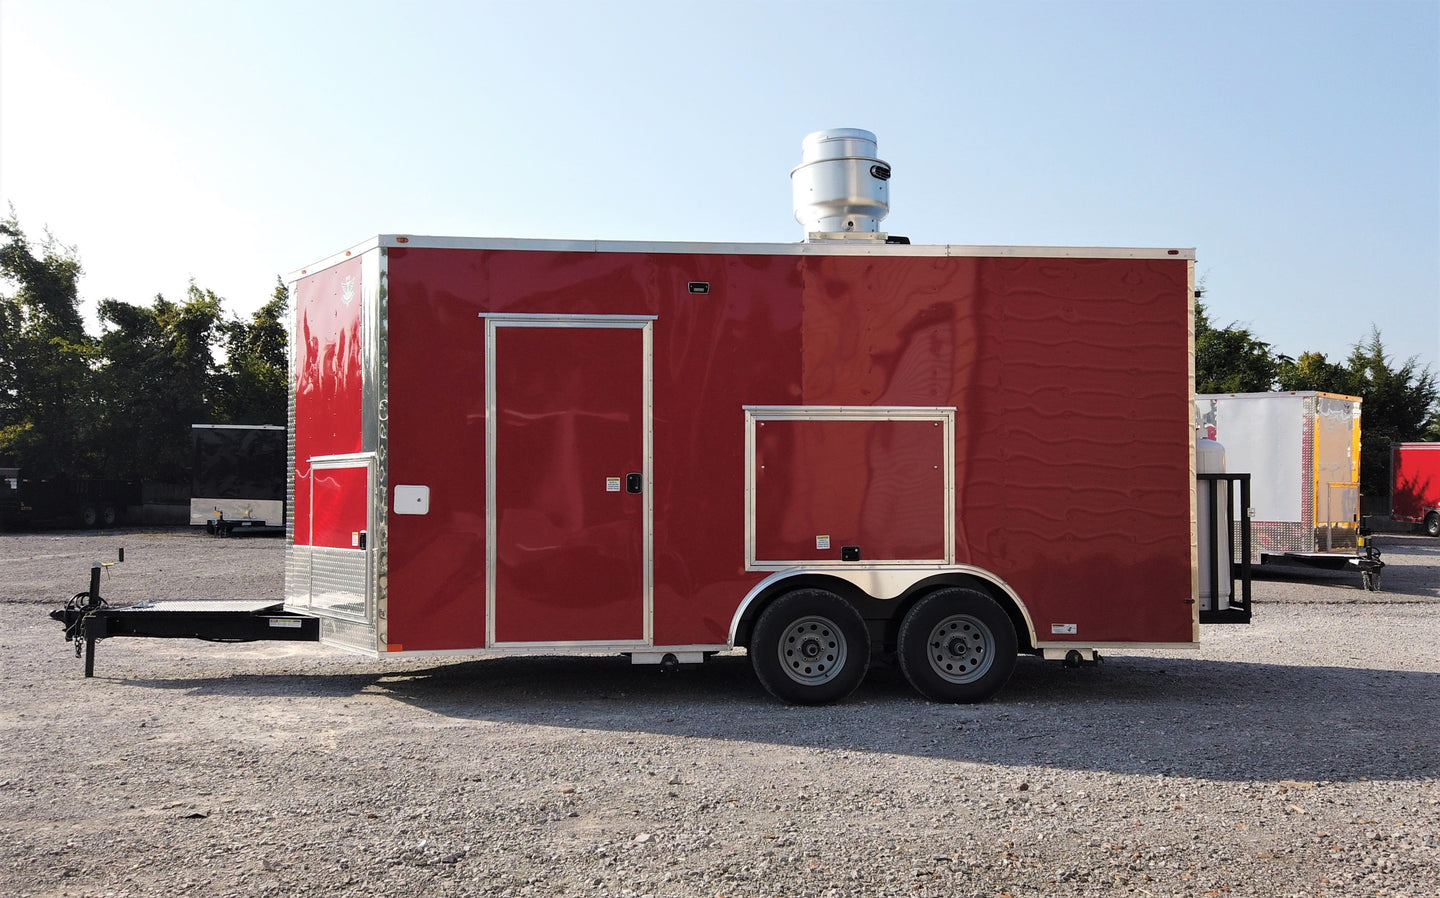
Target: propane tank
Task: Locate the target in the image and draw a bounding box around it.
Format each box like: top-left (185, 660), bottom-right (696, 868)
top-left (1196, 434), bottom-right (1233, 611)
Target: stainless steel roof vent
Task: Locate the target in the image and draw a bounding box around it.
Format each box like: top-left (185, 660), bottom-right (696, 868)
top-left (790, 128), bottom-right (891, 241)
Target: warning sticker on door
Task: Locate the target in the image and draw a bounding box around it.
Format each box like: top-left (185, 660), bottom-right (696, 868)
top-left (815, 535), bottom-right (831, 550)
top-left (606, 477), bottom-right (622, 492)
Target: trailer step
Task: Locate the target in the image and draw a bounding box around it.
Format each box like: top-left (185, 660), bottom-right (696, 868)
top-left (124, 600), bottom-right (287, 613)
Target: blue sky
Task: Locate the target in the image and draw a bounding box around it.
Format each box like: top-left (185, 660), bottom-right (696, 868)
top-left (3, 0), bottom-right (1436, 373)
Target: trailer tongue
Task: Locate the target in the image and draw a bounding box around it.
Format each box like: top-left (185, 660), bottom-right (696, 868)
top-left (50, 555), bottom-right (318, 677)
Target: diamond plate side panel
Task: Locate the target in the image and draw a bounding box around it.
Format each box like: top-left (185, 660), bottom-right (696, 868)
top-left (286, 545), bottom-right (311, 609)
top-left (371, 250), bottom-right (389, 648)
top-left (310, 546), bottom-right (369, 620)
top-left (1248, 521), bottom-right (1312, 560)
top-left (1301, 395), bottom-right (1315, 544)
top-left (319, 616), bottom-right (381, 655)
top-left (284, 282), bottom-right (306, 610)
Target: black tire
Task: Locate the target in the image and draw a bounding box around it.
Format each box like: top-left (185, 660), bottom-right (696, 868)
top-left (750, 588), bottom-right (869, 705)
top-left (897, 587), bottom-right (1018, 703)
top-left (1425, 513), bottom-right (1440, 538)
top-left (78, 505), bottom-right (99, 528)
top-left (100, 505), bottom-right (118, 527)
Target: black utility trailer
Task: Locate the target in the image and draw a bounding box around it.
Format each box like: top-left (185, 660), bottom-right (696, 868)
top-left (190, 424), bottom-right (286, 536)
top-left (1257, 539), bottom-right (1386, 592)
top-left (1, 468), bottom-right (140, 529)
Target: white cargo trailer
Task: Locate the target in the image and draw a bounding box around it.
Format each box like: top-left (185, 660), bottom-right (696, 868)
top-left (1195, 391), bottom-right (1381, 589)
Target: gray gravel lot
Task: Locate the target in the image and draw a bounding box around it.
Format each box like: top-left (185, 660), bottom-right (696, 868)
top-left (1, 529), bottom-right (1437, 897)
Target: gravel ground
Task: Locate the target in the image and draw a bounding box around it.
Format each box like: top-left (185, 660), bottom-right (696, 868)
top-left (1, 528), bottom-right (1437, 897)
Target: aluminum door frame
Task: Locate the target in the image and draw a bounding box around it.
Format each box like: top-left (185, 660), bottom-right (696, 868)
top-left (306, 452), bottom-right (378, 627)
top-left (483, 314), bottom-right (656, 648)
top-left (743, 405), bottom-right (957, 571)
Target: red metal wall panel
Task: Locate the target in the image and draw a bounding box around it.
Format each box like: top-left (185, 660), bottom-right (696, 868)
top-left (292, 257), bottom-right (365, 546)
top-left (379, 246), bottom-right (1194, 650)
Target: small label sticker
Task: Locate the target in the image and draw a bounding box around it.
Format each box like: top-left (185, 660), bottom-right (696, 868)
top-left (1051, 623), bottom-right (1078, 635)
top-left (606, 477), bottom-right (622, 492)
top-left (351, 532), bottom-right (361, 547)
top-left (816, 535), bottom-right (831, 550)
top-left (268, 618), bottom-right (303, 629)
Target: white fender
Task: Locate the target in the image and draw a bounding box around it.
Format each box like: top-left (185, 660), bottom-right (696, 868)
top-left (728, 566), bottom-right (1037, 647)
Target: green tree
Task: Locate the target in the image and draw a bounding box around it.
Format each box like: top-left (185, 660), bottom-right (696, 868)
top-left (213, 277), bottom-right (288, 424)
top-left (1344, 329), bottom-right (1438, 494)
top-left (0, 214), bottom-right (99, 475)
top-left (1195, 300), bottom-right (1279, 394)
top-left (93, 284), bottom-right (225, 482)
top-left (1277, 350), bottom-right (1354, 394)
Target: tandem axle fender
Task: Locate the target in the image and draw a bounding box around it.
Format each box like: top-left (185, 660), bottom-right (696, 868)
top-left (50, 549), bottom-right (318, 677)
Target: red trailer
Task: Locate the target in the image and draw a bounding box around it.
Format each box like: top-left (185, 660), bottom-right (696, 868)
top-left (1391, 442), bottom-right (1440, 536)
top-left (52, 130), bottom-right (1248, 703)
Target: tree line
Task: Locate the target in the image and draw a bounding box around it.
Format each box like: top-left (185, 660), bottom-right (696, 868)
top-left (1196, 296), bottom-right (1439, 495)
top-left (3, 213), bottom-right (1436, 494)
top-left (0, 214), bottom-right (286, 485)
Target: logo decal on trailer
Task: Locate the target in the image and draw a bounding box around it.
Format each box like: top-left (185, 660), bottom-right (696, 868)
top-left (1051, 623), bottom-right (1078, 635)
top-left (341, 276), bottom-right (355, 306)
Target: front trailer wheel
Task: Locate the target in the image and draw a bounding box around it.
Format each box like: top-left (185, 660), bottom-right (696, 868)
top-left (897, 587), bottom-right (1018, 703)
top-left (1425, 512), bottom-right (1439, 538)
top-left (750, 588), bottom-right (869, 705)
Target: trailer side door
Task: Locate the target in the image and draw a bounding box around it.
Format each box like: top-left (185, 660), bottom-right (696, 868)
top-left (486, 316), bottom-right (653, 646)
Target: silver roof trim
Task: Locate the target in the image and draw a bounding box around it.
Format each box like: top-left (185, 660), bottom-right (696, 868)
top-left (286, 237), bottom-right (382, 283)
top-left (288, 234), bottom-right (1195, 279)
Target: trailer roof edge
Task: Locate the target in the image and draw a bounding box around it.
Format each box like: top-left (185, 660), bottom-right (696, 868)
top-left (286, 235), bottom-right (1195, 279)
top-left (1197, 390), bottom-right (1363, 403)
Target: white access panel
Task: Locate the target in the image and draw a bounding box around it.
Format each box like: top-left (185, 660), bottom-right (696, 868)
top-left (1200, 394), bottom-right (1304, 523)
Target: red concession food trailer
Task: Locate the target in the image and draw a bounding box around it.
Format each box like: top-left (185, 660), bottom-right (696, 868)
top-left (281, 130), bottom-right (1213, 704)
top-left (1391, 442), bottom-right (1440, 536)
top-left (53, 130), bottom-right (1247, 703)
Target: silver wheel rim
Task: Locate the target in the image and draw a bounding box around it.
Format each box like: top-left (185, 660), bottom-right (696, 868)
top-left (776, 615), bottom-right (848, 685)
top-left (925, 614), bottom-right (994, 684)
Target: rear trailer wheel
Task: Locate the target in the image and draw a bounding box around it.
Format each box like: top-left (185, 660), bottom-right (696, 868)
top-left (750, 588), bottom-right (869, 705)
top-left (897, 587), bottom-right (1018, 703)
top-left (1425, 512), bottom-right (1440, 538)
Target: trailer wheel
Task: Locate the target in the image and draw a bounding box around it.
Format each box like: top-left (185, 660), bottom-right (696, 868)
top-left (78, 505), bottom-right (99, 528)
top-left (897, 587), bottom-right (1017, 703)
top-left (1425, 512), bottom-right (1439, 538)
top-left (750, 588), bottom-right (869, 705)
top-left (100, 505), bottom-right (118, 527)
